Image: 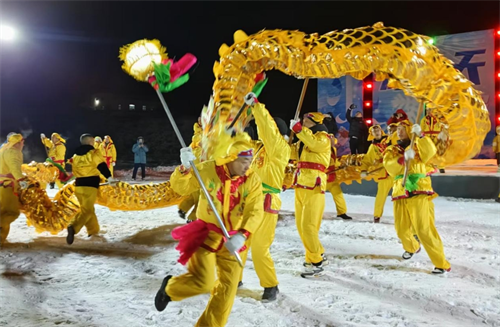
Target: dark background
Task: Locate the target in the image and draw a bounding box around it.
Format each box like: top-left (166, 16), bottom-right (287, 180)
top-left (1, 1), bottom-right (499, 167)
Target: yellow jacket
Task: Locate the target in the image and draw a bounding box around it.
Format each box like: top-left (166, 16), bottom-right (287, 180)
top-left (103, 137), bottom-right (117, 165)
top-left (70, 145), bottom-right (111, 188)
top-left (325, 135), bottom-right (339, 184)
top-left (190, 122), bottom-right (203, 160)
top-left (383, 136), bottom-right (437, 200)
top-left (251, 103), bottom-right (291, 213)
top-left (360, 136), bottom-right (390, 181)
top-left (493, 134), bottom-right (500, 154)
top-left (0, 146), bottom-right (24, 188)
top-left (170, 160), bottom-right (263, 251)
top-left (291, 128), bottom-right (331, 191)
top-left (42, 137), bottom-right (66, 166)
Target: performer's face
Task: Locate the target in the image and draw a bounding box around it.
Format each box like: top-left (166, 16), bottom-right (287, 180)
top-left (397, 125), bottom-right (409, 140)
top-left (51, 135), bottom-right (58, 143)
top-left (389, 125), bottom-right (397, 135)
top-left (227, 156), bottom-right (252, 177)
top-left (13, 139), bottom-right (25, 150)
top-left (372, 127), bottom-right (382, 139)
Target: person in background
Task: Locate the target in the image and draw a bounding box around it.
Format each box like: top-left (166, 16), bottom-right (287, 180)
top-left (41, 132), bottom-right (67, 189)
top-left (103, 135), bottom-right (117, 177)
top-left (346, 104), bottom-right (368, 154)
top-left (323, 112), bottom-right (339, 136)
top-left (94, 136), bottom-right (103, 153)
top-left (491, 126), bottom-right (499, 174)
top-left (387, 109), bottom-right (408, 126)
top-left (132, 136), bottom-right (148, 181)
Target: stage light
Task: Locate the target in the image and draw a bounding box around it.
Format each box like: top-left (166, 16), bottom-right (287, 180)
top-left (366, 119), bottom-right (372, 124)
top-left (498, 72), bottom-right (500, 78)
top-left (497, 30), bottom-right (500, 36)
top-left (497, 51), bottom-right (500, 56)
top-left (365, 83), bottom-right (373, 89)
top-left (365, 101), bottom-right (371, 107)
top-left (0, 25), bottom-right (16, 41)
top-left (428, 38), bottom-right (435, 45)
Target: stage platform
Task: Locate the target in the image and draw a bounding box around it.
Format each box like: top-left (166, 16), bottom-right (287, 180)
top-left (341, 159), bottom-right (500, 199)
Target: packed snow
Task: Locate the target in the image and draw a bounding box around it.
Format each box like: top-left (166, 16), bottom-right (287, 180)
top-left (1, 186), bottom-right (499, 327)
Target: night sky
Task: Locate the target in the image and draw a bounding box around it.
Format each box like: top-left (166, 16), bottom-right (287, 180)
top-left (1, 1), bottom-right (499, 162)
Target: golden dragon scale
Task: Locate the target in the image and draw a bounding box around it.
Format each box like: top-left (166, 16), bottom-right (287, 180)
top-left (210, 22), bottom-right (490, 167)
top-left (20, 163), bottom-right (186, 233)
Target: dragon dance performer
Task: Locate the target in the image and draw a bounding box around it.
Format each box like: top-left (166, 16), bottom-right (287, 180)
top-left (494, 126), bottom-right (500, 173)
top-left (66, 134), bottom-right (116, 245)
top-left (420, 106), bottom-right (449, 173)
top-left (238, 98), bottom-right (290, 302)
top-left (94, 136), bottom-right (103, 153)
top-left (383, 120), bottom-right (451, 274)
top-left (360, 125), bottom-right (393, 223)
top-left (325, 135), bottom-right (353, 220)
top-left (0, 133), bottom-right (29, 245)
top-left (178, 119), bottom-right (202, 222)
top-left (290, 112), bottom-right (331, 275)
top-left (41, 132), bottom-right (69, 188)
top-left (102, 135), bottom-right (117, 177)
top-left (155, 133), bottom-right (264, 327)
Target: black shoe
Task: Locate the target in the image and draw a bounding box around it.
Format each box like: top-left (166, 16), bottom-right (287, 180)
top-left (238, 281), bottom-right (243, 288)
top-left (49, 182), bottom-right (55, 189)
top-left (66, 226), bottom-right (75, 245)
top-left (132, 177), bottom-right (136, 181)
top-left (155, 275), bottom-right (172, 312)
top-left (178, 210), bottom-right (186, 219)
top-left (262, 286), bottom-right (279, 302)
top-left (337, 213), bottom-right (352, 220)
top-left (402, 247), bottom-right (421, 260)
top-left (439, 169), bottom-right (446, 173)
top-left (432, 267), bottom-right (451, 274)
top-left (495, 198), bottom-right (500, 203)
top-left (374, 217), bottom-right (380, 223)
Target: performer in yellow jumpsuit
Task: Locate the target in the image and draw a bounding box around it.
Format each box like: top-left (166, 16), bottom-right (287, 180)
top-left (154, 133), bottom-right (264, 327)
top-left (290, 112), bottom-right (331, 275)
top-left (238, 98), bottom-right (290, 301)
top-left (66, 134), bottom-right (115, 245)
top-left (0, 133), bottom-right (28, 245)
top-left (41, 132), bottom-right (67, 188)
top-left (360, 125), bottom-right (393, 223)
top-left (178, 120), bottom-right (202, 222)
top-left (383, 120), bottom-right (451, 274)
top-left (102, 135), bottom-right (117, 177)
top-left (94, 136), bottom-right (103, 153)
top-left (325, 135), bottom-right (352, 220)
top-left (492, 126), bottom-right (500, 174)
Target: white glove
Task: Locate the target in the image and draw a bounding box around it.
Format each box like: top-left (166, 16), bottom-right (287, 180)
top-left (290, 119), bottom-right (300, 130)
top-left (360, 171), bottom-right (368, 178)
top-left (411, 124), bottom-right (422, 136)
top-left (404, 149), bottom-right (415, 161)
top-left (19, 180), bottom-right (29, 189)
top-left (40, 133), bottom-right (46, 139)
top-left (107, 177), bottom-right (119, 185)
top-left (244, 92), bottom-right (257, 106)
top-left (180, 147), bottom-right (196, 169)
top-left (438, 130), bottom-right (447, 141)
top-left (112, 162), bottom-right (116, 167)
top-left (224, 232), bottom-right (246, 254)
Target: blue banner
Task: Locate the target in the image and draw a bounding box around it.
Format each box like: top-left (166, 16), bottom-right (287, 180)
top-left (318, 76), bottom-right (363, 156)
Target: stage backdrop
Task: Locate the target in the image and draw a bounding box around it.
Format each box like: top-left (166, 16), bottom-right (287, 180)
top-left (318, 29), bottom-right (496, 158)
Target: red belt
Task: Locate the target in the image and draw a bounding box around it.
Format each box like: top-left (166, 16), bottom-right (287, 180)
top-left (297, 162), bottom-right (326, 172)
top-left (0, 173), bottom-right (14, 179)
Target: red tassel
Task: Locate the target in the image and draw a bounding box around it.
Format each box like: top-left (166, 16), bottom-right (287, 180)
top-left (170, 53), bottom-right (197, 82)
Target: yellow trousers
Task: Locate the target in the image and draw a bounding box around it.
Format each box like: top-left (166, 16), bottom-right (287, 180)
top-left (166, 246), bottom-right (242, 327)
top-left (374, 177), bottom-right (393, 218)
top-left (326, 182), bottom-right (347, 215)
top-left (0, 186), bottom-right (20, 244)
top-left (239, 212), bottom-right (279, 288)
top-left (178, 190), bottom-right (200, 221)
top-left (393, 195), bottom-right (450, 269)
top-left (295, 187), bottom-right (325, 264)
top-left (70, 187), bottom-right (100, 235)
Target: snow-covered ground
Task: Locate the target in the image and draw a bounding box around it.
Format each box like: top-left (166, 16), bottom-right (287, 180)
top-left (1, 187), bottom-right (499, 327)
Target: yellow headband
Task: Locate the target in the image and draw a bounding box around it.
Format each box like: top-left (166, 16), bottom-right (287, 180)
top-left (305, 112), bottom-right (325, 124)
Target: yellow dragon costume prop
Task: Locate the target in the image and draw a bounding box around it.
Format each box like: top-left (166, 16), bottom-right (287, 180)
top-left (18, 22), bottom-right (489, 233)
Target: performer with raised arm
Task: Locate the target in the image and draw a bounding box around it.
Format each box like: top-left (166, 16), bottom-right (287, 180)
top-left (290, 112), bottom-right (331, 277)
top-left (383, 120), bottom-right (451, 274)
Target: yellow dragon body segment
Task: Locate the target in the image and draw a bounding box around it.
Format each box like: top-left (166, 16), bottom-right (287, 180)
top-left (19, 163), bottom-right (187, 233)
top-left (211, 22), bottom-right (490, 167)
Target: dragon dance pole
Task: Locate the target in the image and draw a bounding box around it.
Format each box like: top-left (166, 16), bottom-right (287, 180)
top-left (154, 89), bottom-right (244, 267)
top-left (289, 78), bottom-right (310, 144)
